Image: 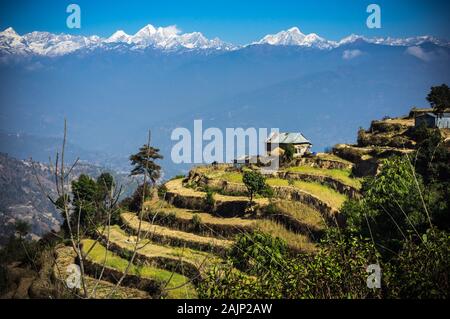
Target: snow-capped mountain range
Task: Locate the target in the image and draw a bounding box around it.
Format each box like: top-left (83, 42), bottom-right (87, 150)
top-left (0, 24), bottom-right (448, 57)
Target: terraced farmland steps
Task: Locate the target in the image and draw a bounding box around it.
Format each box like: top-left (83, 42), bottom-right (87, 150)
top-left (97, 225), bottom-right (222, 280)
top-left (143, 199), bottom-right (326, 242)
top-left (121, 212), bottom-right (232, 256)
top-left (166, 177), bottom-right (343, 226)
top-left (142, 203), bottom-right (255, 237)
top-left (53, 162), bottom-right (354, 298)
top-left (80, 239), bottom-right (197, 298)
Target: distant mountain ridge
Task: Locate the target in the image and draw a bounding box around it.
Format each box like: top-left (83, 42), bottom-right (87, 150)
top-left (1, 23), bottom-right (449, 181)
top-left (1, 24), bottom-right (449, 57)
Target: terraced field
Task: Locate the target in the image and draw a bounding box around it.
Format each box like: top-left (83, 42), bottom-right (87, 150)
top-left (81, 239), bottom-right (197, 299)
top-left (283, 166), bottom-right (361, 189)
top-left (53, 154), bottom-right (356, 298)
top-left (121, 212), bottom-right (232, 255)
top-left (188, 166), bottom-right (352, 212)
top-left (143, 200), bottom-right (322, 252)
top-left (99, 225), bottom-right (222, 275)
top-left (267, 178), bottom-right (347, 210)
top-left (53, 245), bottom-right (151, 299)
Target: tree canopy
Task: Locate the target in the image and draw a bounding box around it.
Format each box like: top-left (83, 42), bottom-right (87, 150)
top-left (129, 145), bottom-right (163, 184)
top-left (427, 84), bottom-right (450, 113)
top-left (242, 170), bottom-right (267, 203)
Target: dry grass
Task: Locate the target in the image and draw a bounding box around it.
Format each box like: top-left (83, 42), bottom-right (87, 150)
top-left (254, 219), bottom-right (317, 253)
top-left (121, 212), bottom-right (233, 250)
top-left (166, 178), bottom-right (269, 205)
top-left (315, 153), bottom-right (354, 165)
top-left (376, 118), bottom-right (414, 126)
top-left (284, 165), bottom-right (362, 189)
top-left (81, 239), bottom-right (197, 299)
top-left (145, 201), bottom-right (255, 227)
top-left (270, 200), bottom-right (327, 230)
top-left (266, 178), bottom-right (347, 210)
top-left (104, 225), bottom-right (220, 267)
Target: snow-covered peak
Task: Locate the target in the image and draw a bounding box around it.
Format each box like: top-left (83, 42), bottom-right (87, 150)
top-left (136, 24), bottom-right (157, 36)
top-left (287, 27), bottom-right (302, 34)
top-left (255, 27), bottom-right (306, 46)
top-left (131, 24), bottom-right (181, 47)
top-left (1, 27), bottom-right (19, 37)
top-left (254, 27), bottom-right (336, 49)
top-left (336, 33), bottom-right (449, 48)
top-left (1, 24), bottom-right (448, 57)
top-left (0, 23), bottom-right (235, 56)
top-left (21, 31), bottom-right (102, 56)
top-left (337, 34), bottom-right (368, 46)
top-left (165, 31), bottom-right (234, 50)
top-left (0, 27), bottom-right (30, 55)
top-left (106, 30), bottom-right (131, 43)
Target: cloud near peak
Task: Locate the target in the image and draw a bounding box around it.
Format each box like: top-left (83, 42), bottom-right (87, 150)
top-left (342, 49), bottom-right (363, 60)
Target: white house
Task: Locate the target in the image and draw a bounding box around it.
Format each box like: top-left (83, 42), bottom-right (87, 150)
top-left (266, 132), bottom-right (312, 157)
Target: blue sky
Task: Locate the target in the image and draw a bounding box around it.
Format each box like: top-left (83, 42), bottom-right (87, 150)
top-left (0, 0), bottom-right (449, 44)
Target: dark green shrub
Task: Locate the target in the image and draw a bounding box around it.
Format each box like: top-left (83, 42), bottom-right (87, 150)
top-left (230, 231), bottom-right (288, 275)
top-left (157, 184), bottom-right (168, 199)
top-left (204, 190), bottom-right (215, 212)
top-left (386, 229), bottom-right (450, 299)
top-left (192, 214), bottom-right (203, 232)
top-left (242, 170), bottom-right (267, 203)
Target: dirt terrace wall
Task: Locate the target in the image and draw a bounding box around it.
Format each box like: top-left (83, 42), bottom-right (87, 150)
top-left (96, 234), bottom-right (202, 282)
top-left (121, 217), bottom-right (229, 257)
top-left (270, 185), bottom-right (342, 226)
top-left (144, 211), bottom-right (253, 239)
top-left (263, 209), bottom-right (325, 240)
top-left (165, 189), bottom-right (250, 218)
top-left (294, 156), bottom-right (353, 171)
top-left (370, 120), bottom-right (411, 133)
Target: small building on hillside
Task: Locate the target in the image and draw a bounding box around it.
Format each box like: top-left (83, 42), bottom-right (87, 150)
top-left (266, 132), bottom-right (312, 157)
top-left (414, 112), bottom-right (450, 129)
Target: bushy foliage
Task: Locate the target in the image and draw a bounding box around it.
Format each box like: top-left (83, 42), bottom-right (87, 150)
top-left (230, 231), bottom-right (288, 275)
top-left (200, 230), bottom-right (383, 299)
top-left (411, 125), bottom-right (450, 229)
top-left (157, 184), bottom-right (168, 199)
top-left (385, 228), bottom-right (449, 299)
top-left (129, 144), bottom-right (163, 184)
top-left (343, 156), bottom-right (428, 253)
top-left (201, 131), bottom-right (450, 298)
top-left (57, 172), bottom-right (119, 235)
top-left (197, 260), bottom-right (265, 299)
top-left (191, 214), bottom-right (203, 232)
top-left (122, 182), bottom-right (153, 212)
top-left (281, 143), bottom-right (295, 163)
top-left (204, 189), bottom-right (215, 212)
top-left (427, 84), bottom-right (450, 113)
top-left (242, 170), bottom-right (267, 202)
